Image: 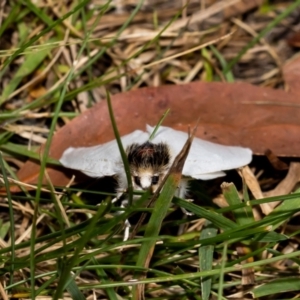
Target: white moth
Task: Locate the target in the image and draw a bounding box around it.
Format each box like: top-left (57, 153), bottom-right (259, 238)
top-left (60, 125), bottom-right (252, 199)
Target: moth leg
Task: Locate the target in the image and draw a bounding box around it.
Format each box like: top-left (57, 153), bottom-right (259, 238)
top-left (123, 218), bottom-right (131, 242)
top-left (112, 191), bottom-right (125, 203)
top-left (180, 199), bottom-right (194, 216)
top-left (177, 179), bottom-right (194, 216)
top-left (120, 200), bottom-right (131, 241)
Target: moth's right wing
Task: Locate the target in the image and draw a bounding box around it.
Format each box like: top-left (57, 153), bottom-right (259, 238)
top-left (59, 130), bottom-right (149, 177)
top-left (147, 125), bottom-right (252, 180)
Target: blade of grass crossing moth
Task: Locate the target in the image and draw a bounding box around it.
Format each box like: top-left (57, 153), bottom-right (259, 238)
top-left (132, 118), bottom-right (199, 238)
top-left (149, 108), bottom-right (170, 140)
top-left (221, 182), bottom-right (254, 226)
top-left (106, 90), bottom-right (133, 205)
top-left (0, 152), bottom-right (15, 286)
top-left (133, 126), bottom-right (197, 300)
top-left (199, 221), bottom-right (218, 300)
top-left (132, 177), bottom-right (180, 300)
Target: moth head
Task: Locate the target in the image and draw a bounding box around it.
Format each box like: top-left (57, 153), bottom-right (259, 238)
top-left (127, 141), bottom-right (170, 192)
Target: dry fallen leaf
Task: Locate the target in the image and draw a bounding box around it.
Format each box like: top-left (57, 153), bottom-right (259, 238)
top-left (12, 55), bottom-right (300, 189)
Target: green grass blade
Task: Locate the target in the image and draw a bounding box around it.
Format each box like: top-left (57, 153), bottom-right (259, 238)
top-left (133, 126), bottom-right (195, 299)
top-left (0, 39), bottom-right (54, 102)
top-left (262, 189), bottom-right (300, 229)
top-left (53, 198), bottom-right (111, 299)
top-left (0, 143), bottom-right (59, 165)
top-left (252, 277), bottom-right (300, 298)
top-left (106, 90), bottom-right (133, 205)
top-left (202, 47), bottom-right (213, 82)
top-left (71, 0), bottom-right (144, 82)
top-left (221, 182), bottom-right (254, 225)
top-left (217, 242), bottom-right (227, 300)
top-left (30, 24), bottom-right (88, 299)
top-left (22, 0), bottom-right (55, 27)
top-left (209, 45), bottom-right (234, 82)
top-left (94, 267), bottom-right (119, 300)
top-left (133, 174), bottom-right (178, 299)
top-left (65, 274), bottom-right (86, 300)
top-left (173, 197), bottom-right (237, 230)
top-left (149, 108), bottom-right (170, 140)
top-left (0, 3), bottom-right (20, 39)
top-left (199, 221), bottom-right (218, 300)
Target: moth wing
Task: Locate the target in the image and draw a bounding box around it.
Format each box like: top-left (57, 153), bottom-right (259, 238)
top-left (147, 125), bottom-right (252, 180)
top-left (60, 130), bottom-right (149, 177)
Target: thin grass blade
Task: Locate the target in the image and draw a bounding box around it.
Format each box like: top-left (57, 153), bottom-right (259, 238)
top-left (199, 221), bottom-right (218, 300)
top-left (106, 90), bottom-right (133, 205)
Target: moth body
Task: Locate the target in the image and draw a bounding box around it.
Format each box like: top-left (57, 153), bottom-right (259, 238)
top-left (127, 141), bottom-right (170, 190)
top-left (113, 140), bottom-right (189, 200)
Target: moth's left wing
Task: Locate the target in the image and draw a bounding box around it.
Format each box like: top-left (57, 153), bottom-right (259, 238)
top-left (60, 130), bottom-right (149, 177)
top-left (147, 125), bottom-right (252, 180)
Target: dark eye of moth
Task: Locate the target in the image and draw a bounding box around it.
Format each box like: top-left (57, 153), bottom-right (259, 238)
top-left (134, 176), bottom-right (141, 186)
top-left (151, 176), bottom-right (159, 185)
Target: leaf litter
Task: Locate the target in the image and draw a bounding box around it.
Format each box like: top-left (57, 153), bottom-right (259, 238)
top-left (1, 1), bottom-right (300, 299)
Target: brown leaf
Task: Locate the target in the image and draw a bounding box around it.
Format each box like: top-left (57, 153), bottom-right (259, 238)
top-left (13, 78), bottom-right (300, 190)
